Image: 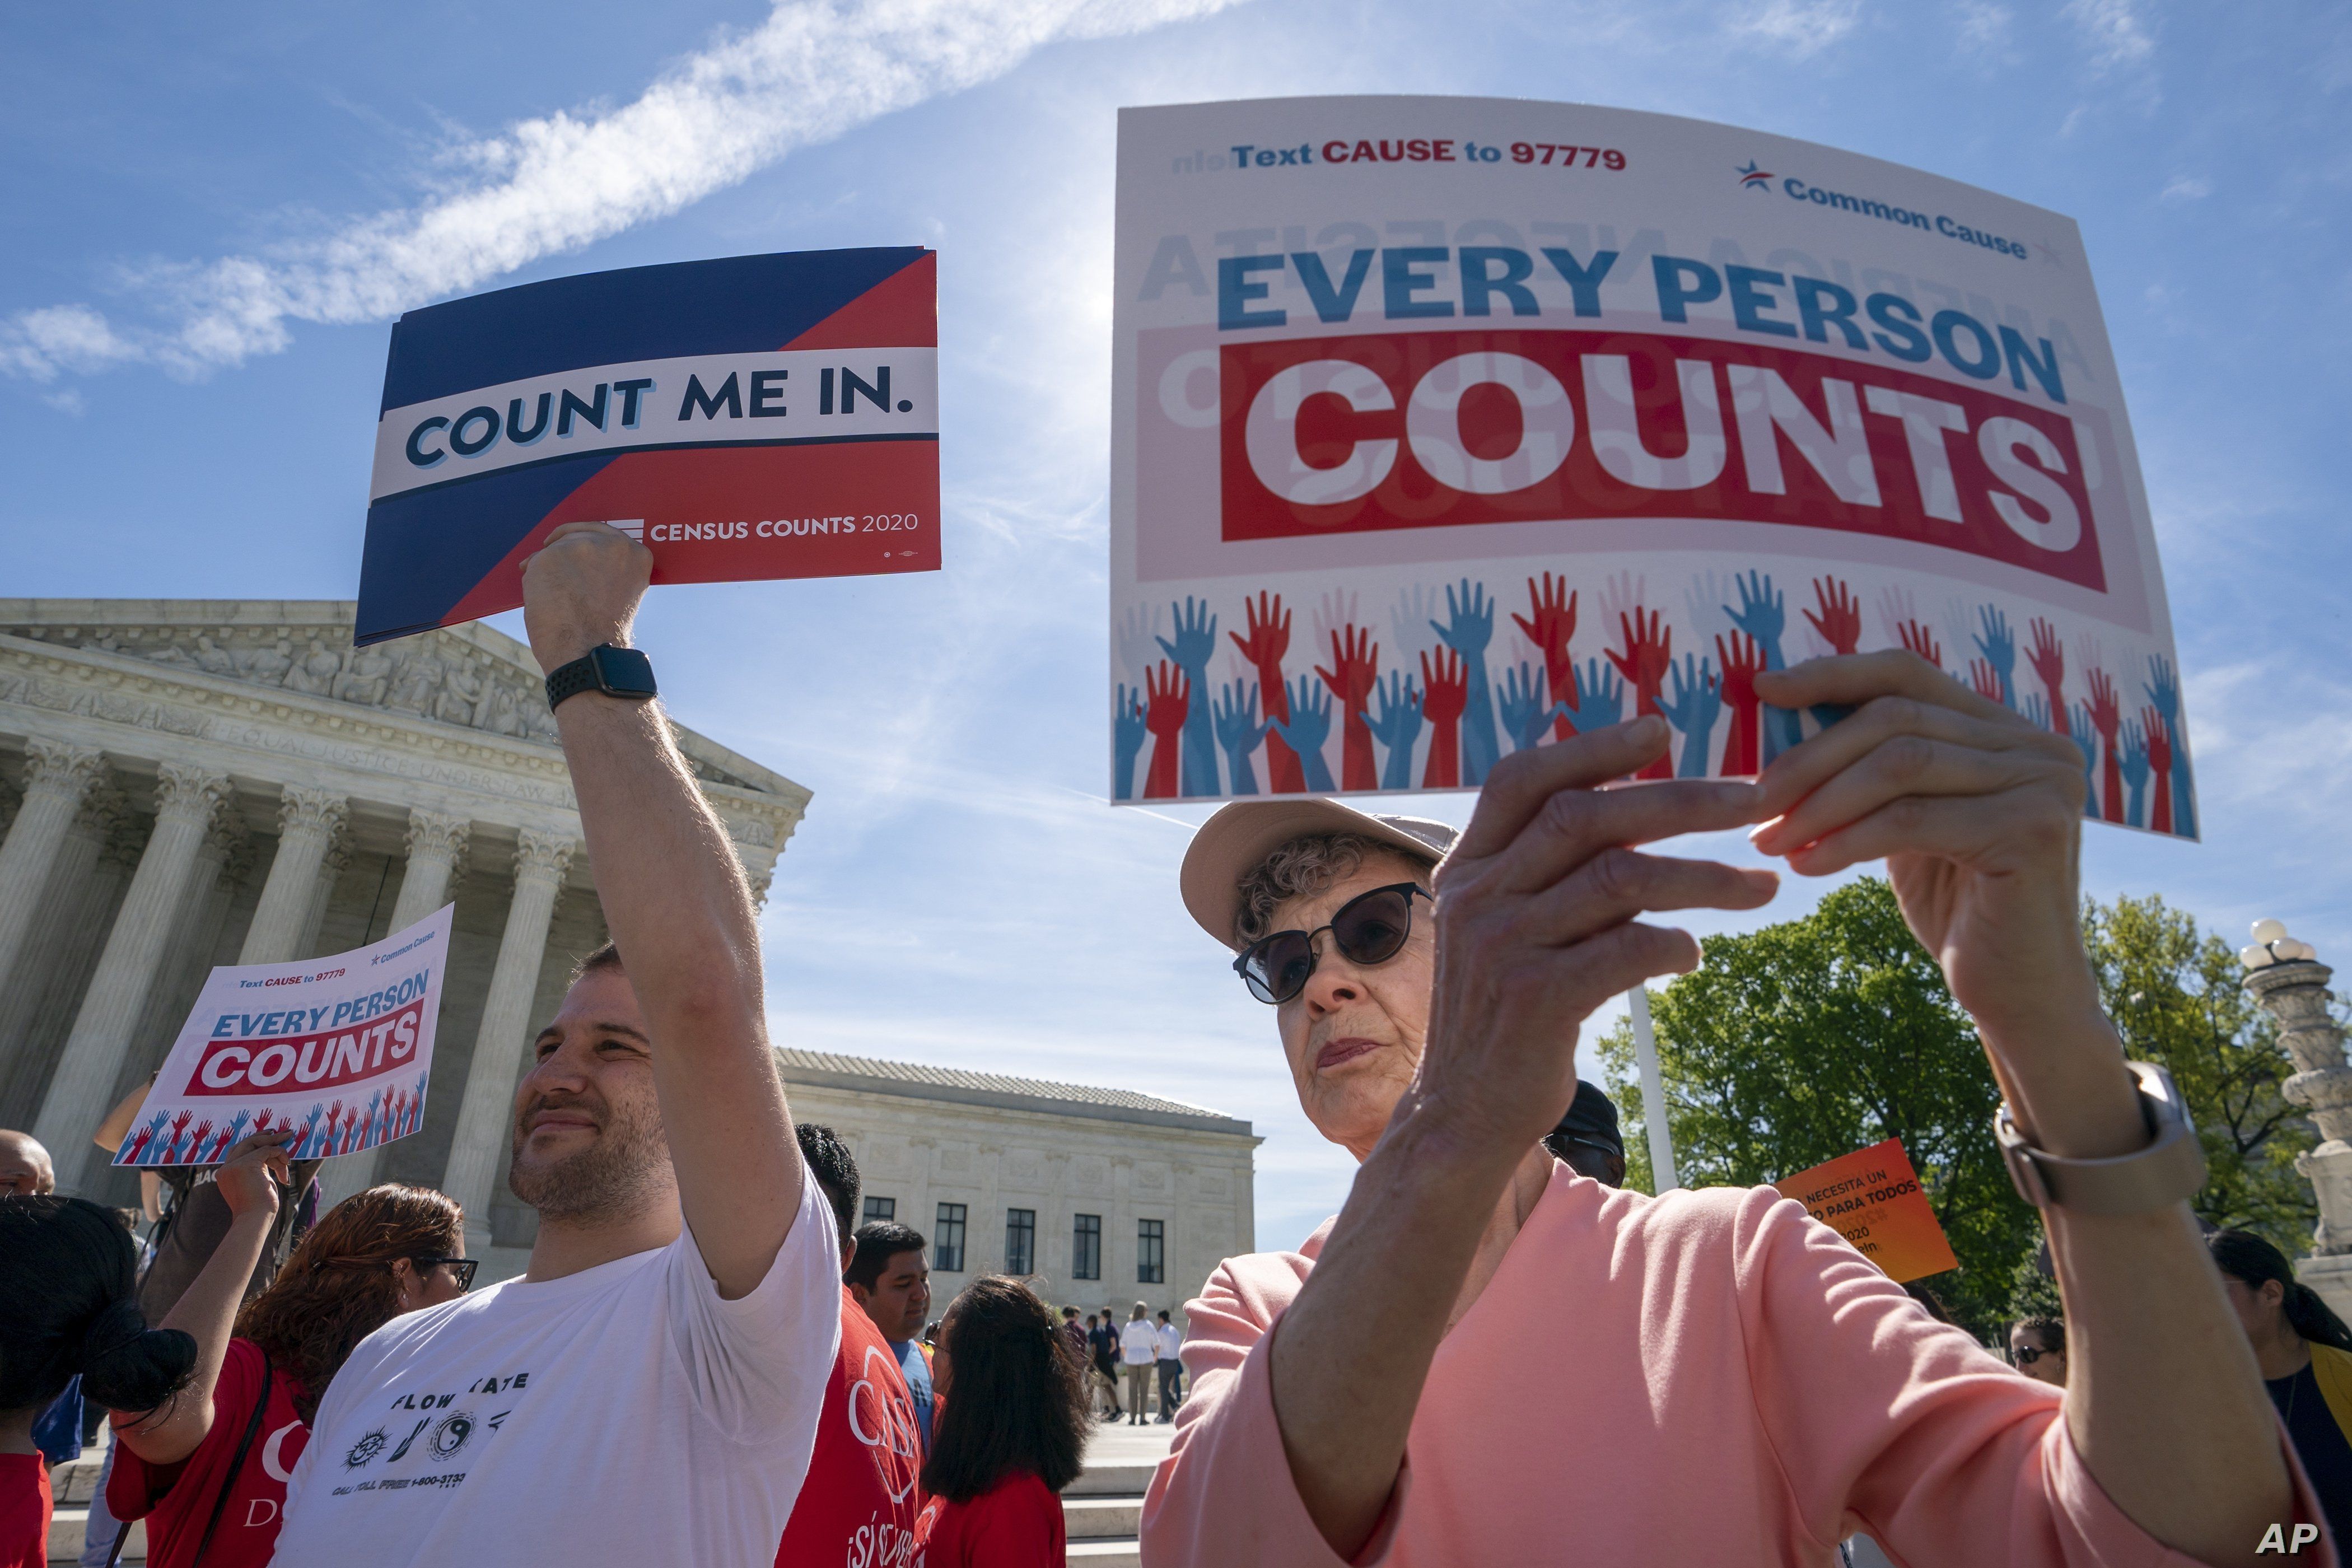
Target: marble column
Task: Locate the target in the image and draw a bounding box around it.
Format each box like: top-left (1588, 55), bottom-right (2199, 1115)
top-left (239, 787), bottom-right (348, 964)
top-left (318, 810), bottom-right (475, 1207)
top-left (0, 742), bottom-right (108, 997)
top-left (441, 828), bottom-right (576, 1250)
top-left (34, 763), bottom-right (231, 1192)
top-left (295, 832), bottom-right (352, 960)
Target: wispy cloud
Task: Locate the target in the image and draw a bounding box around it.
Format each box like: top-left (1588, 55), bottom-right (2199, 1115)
top-left (0, 0), bottom-right (1243, 385)
top-left (1729, 0), bottom-right (1866, 57)
top-left (2062, 0), bottom-right (2155, 72)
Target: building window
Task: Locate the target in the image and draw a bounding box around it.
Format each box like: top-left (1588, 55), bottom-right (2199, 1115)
top-left (862, 1196), bottom-right (895, 1225)
top-left (1072, 1214), bottom-right (1102, 1281)
top-left (935, 1203), bottom-right (967, 1272)
top-left (1138, 1219), bottom-right (1165, 1285)
top-left (1005, 1208), bottom-right (1036, 1276)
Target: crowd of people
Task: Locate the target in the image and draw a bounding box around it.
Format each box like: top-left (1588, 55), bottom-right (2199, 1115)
top-left (0, 521), bottom-right (2342, 1567)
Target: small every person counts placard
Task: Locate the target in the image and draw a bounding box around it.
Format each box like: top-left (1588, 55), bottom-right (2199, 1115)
top-left (358, 247), bottom-right (940, 645)
top-left (1772, 1137), bottom-right (1958, 1284)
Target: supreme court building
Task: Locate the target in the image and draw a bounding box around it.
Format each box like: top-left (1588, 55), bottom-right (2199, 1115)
top-left (0, 599), bottom-right (1256, 1299)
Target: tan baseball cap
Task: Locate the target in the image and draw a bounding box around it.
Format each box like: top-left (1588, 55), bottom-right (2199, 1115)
top-left (1179, 799), bottom-right (1458, 951)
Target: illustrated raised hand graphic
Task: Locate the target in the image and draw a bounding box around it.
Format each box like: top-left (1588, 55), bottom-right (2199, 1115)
top-left (1270, 675), bottom-right (1336, 791)
top-left (124, 1111), bottom-right (169, 1164)
top-left (1715, 632), bottom-right (1765, 776)
top-left (250, 1109), bottom-right (275, 1137)
top-left (1511, 572), bottom-right (1579, 741)
top-left (1658, 653), bottom-right (1723, 778)
top-left (1972, 605), bottom-right (2017, 710)
top-left (1142, 662), bottom-right (1188, 800)
top-left (1897, 619), bottom-right (1943, 669)
top-left (2026, 618), bottom-right (2069, 735)
top-left (1431, 580), bottom-right (1500, 784)
top-left (324, 1102), bottom-right (346, 1158)
top-left (208, 1109), bottom-right (250, 1163)
top-left (1723, 570), bottom-right (1800, 762)
top-left (1496, 662), bottom-right (1561, 753)
top-left (2023, 693), bottom-right (2051, 732)
top-left (2085, 667), bottom-right (2124, 822)
top-left (1157, 597), bottom-right (1220, 798)
top-left (166, 1109), bottom-right (195, 1163)
top-left (1212, 681), bottom-right (1270, 796)
top-left (1561, 659), bottom-right (1624, 733)
top-left (1804, 576), bottom-right (1863, 656)
top-left (2145, 656), bottom-right (2192, 837)
top-left (2143, 706), bottom-right (2174, 834)
top-left (2118, 719), bottom-right (2150, 828)
top-left (1112, 684), bottom-right (1147, 802)
top-left (300, 1104), bottom-right (326, 1158)
top-left (1229, 591), bottom-right (1304, 792)
top-left (1967, 659), bottom-right (2004, 704)
top-left (1317, 625), bottom-right (1382, 792)
top-left (1366, 671), bottom-right (1424, 789)
top-left (1418, 648), bottom-right (1466, 788)
top-left (188, 1120), bottom-right (213, 1164)
top-left (1604, 608), bottom-right (1674, 778)
top-left (359, 1091), bottom-right (384, 1152)
top-left (2066, 703), bottom-right (2098, 817)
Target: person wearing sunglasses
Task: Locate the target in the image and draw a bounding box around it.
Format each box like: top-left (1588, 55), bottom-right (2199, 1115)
top-left (1146, 656), bottom-right (2316, 1568)
top-left (108, 1135), bottom-right (465, 1568)
top-left (2009, 1316), bottom-right (2069, 1388)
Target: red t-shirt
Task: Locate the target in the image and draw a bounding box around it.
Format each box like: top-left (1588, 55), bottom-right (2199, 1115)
top-left (913, 1470), bottom-right (1065, 1568)
top-left (109, 1339), bottom-right (311, 1568)
top-left (775, 1288), bottom-right (925, 1567)
top-left (0, 1455), bottom-right (48, 1568)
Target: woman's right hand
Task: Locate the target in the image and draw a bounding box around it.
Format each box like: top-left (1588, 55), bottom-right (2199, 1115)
top-left (214, 1130), bottom-right (296, 1220)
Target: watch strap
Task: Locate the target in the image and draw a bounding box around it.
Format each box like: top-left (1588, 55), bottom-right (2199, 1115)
top-left (544, 655), bottom-right (602, 710)
top-left (1996, 1061), bottom-right (2206, 1215)
top-left (543, 645), bottom-right (655, 710)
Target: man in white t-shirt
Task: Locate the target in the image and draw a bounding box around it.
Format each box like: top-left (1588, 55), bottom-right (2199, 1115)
top-left (270, 522), bottom-right (840, 1567)
top-left (1119, 1303), bottom-right (1161, 1426)
top-left (1153, 1309), bottom-right (1185, 1422)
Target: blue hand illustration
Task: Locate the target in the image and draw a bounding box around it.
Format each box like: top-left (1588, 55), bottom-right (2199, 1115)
top-left (2144, 656), bottom-right (2194, 837)
top-left (1431, 580), bottom-right (1500, 785)
top-left (1561, 659), bottom-right (1623, 732)
top-left (1366, 671), bottom-right (1424, 790)
top-left (2022, 692), bottom-right (2050, 732)
top-left (301, 1103), bottom-right (326, 1159)
top-left (1973, 606), bottom-right (2017, 710)
top-left (1497, 662), bottom-right (1560, 753)
top-left (2117, 719), bottom-right (2149, 828)
top-left (1658, 653), bottom-right (1723, 778)
top-left (1112, 684), bottom-right (1147, 801)
top-left (2066, 702), bottom-right (2098, 818)
top-left (1212, 681), bottom-right (1270, 796)
top-left (1723, 570), bottom-right (1801, 761)
top-left (1270, 675), bottom-right (1337, 791)
top-left (222, 1109), bottom-right (250, 1150)
top-left (1156, 597), bottom-right (1221, 797)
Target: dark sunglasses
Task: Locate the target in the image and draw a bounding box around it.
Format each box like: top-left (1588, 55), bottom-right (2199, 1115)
top-left (410, 1255), bottom-right (478, 1292)
top-left (1233, 883), bottom-right (1431, 1005)
top-left (2008, 1345), bottom-right (2050, 1366)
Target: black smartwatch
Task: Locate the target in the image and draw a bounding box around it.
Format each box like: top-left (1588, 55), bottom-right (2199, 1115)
top-left (544, 644), bottom-right (658, 710)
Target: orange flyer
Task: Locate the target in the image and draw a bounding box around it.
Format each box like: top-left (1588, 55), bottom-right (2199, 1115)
top-left (1772, 1137), bottom-right (1958, 1284)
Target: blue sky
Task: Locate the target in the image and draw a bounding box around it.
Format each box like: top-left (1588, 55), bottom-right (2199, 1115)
top-left (5, 0), bottom-right (2349, 1251)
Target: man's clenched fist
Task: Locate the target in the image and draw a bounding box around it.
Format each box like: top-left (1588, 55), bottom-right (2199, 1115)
top-left (522, 521), bottom-right (655, 676)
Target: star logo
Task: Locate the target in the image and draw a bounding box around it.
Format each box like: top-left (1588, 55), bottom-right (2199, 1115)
top-left (2033, 238), bottom-right (2066, 268)
top-left (1736, 160), bottom-right (1775, 190)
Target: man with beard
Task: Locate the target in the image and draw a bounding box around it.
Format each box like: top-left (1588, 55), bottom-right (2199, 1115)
top-left (269, 522), bottom-right (840, 1567)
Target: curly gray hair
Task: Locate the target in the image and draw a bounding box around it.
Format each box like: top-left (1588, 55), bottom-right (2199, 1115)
top-left (1232, 833), bottom-right (1440, 946)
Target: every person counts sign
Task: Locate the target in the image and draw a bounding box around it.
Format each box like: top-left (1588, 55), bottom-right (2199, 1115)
top-left (111, 905), bottom-right (454, 1166)
top-left (1108, 97), bottom-right (2194, 837)
top-left (358, 247), bottom-right (940, 645)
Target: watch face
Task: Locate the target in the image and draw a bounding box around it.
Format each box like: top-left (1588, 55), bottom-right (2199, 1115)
top-left (589, 645), bottom-right (657, 698)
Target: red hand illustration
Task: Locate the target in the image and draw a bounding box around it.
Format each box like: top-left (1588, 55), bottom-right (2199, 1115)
top-left (2085, 668), bottom-right (2124, 822)
top-left (1143, 662), bottom-right (1188, 800)
top-left (167, 1110), bottom-right (194, 1161)
top-left (1511, 572), bottom-right (1579, 741)
top-left (1803, 577), bottom-right (1863, 656)
top-left (1897, 620), bottom-right (1943, 669)
top-left (125, 1126), bottom-right (155, 1163)
top-left (1716, 632), bottom-right (1763, 777)
top-left (1420, 648), bottom-right (1466, 788)
top-left (1606, 609), bottom-right (1673, 779)
top-left (188, 1120), bottom-right (213, 1161)
top-left (1317, 625), bottom-right (1382, 792)
top-left (2027, 619), bottom-right (2068, 735)
top-left (251, 1109), bottom-right (274, 1135)
top-left (1229, 591), bottom-right (1303, 792)
top-left (2143, 707), bottom-right (2173, 834)
top-left (1967, 659), bottom-right (2004, 703)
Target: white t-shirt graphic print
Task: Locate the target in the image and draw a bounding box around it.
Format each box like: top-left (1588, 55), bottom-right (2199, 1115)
top-left (269, 1174), bottom-right (839, 1567)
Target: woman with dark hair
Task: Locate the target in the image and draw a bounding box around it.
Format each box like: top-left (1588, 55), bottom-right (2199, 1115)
top-left (914, 1277), bottom-right (1088, 1566)
top-left (2209, 1228), bottom-right (2352, 1542)
top-left (105, 1132), bottom-right (466, 1568)
top-left (0, 1194), bottom-right (197, 1566)
top-left (2007, 1316), bottom-right (2068, 1388)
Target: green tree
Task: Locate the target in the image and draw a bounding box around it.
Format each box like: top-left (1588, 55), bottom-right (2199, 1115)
top-left (1598, 878), bottom-right (2033, 1337)
top-left (2084, 894), bottom-right (2314, 1254)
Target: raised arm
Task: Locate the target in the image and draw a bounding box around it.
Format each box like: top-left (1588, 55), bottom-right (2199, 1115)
top-left (521, 522), bottom-right (802, 1299)
top-left (111, 1132), bottom-right (292, 1464)
top-left (1751, 651), bottom-right (2293, 1566)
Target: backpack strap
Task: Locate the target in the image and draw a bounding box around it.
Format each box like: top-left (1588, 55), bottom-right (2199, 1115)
top-left (191, 1357), bottom-right (274, 1565)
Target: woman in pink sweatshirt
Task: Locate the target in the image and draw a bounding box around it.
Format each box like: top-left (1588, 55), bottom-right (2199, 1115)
top-left (1146, 652), bottom-right (2322, 1568)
